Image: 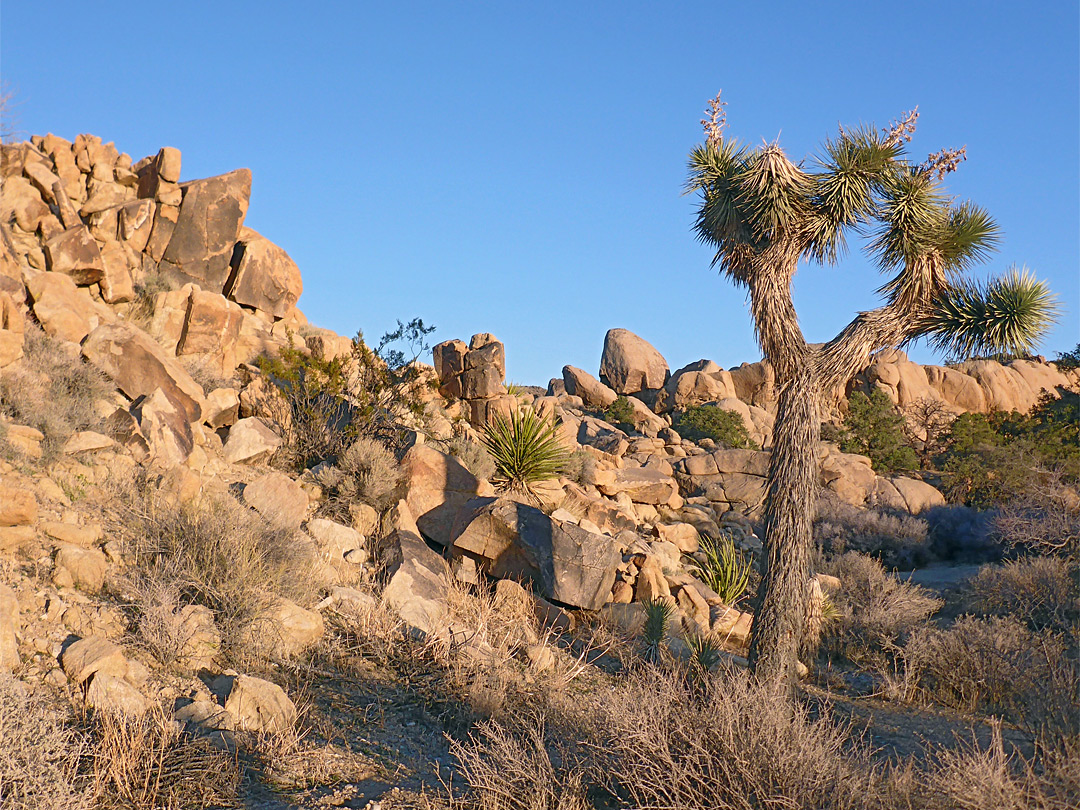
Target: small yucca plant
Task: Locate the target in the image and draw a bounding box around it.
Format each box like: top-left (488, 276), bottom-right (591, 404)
top-left (691, 533), bottom-right (752, 606)
top-left (641, 598), bottom-right (675, 663)
top-left (925, 265), bottom-right (1060, 361)
top-left (479, 407), bottom-right (569, 499)
top-left (687, 632), bottom-right (724, 674)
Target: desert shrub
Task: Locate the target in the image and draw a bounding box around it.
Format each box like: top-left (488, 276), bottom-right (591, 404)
top-left (449, 721), bottom-right (587, 810)
top-left (86, 704), bottom-right (242, 809)
top-left (922, 504), bottom-right (1000, 562)
top-left (674, 404), bottom-right (756, 448)
top-left (814, 492), bottom-right (933, 568)
top-left (992, 481), bottom-right (1080, 558)
top-left (969, 556), bottom-right (1079, 634)
top-left (819, 552), bottom-right (942, 664)
top-left (690, 532), bottom-right (752, 605)
top-left (902, 615), bottom-right (1078, 734)
top-left (1054, 343), bottom-right (1080, 372)
top-left (593, 667), bottom-right (878, 810)
top-left (480, 408), bottom-right (569, 499)
top-left (119, 483), bottom-right (318, 666)
top-left (315, 435), bottom-right (404, 519)
top-left (257, 317), bottom-right (435, 470)
top-left (442, 434), bottom-right (497, 481)
top-left (602, 396), bottom-right (636, 432)
top-left (902, 397), bottom-right (958, 468)
top-left (560, 449), bottom-right (597, 487)
top-left (0, 675), bottom-right (88, 810)
top-left (836, 389), bottom-right (919, 473)
top-left (0, 323), bottom-right (112, 458)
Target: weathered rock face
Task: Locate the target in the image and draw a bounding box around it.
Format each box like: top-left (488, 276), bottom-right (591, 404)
top-left (177, 289), bottom-right (244, 356)
top-left (222, 417), bottom-right (282, 464)
top-left (599, 328), bottom-right (669, 395)
top-left (27, 272), bottom-right (111, 344)
top-left (655, 360), bottom-right (738, 413)
top-left (42, 225), bottom-right (105, 284)
top-left (433, 333), bottom-right (511, 425)
top-left (216, 673), bottom-right (296, 733)
top-left (159, 169), bottom-right (251, 289)
top-left (225, 230), bottom-right (302, 318)
top-left (403, 444), bottom-right (492, 547)
top-left (597, 467), bottom-right (678, 505)
top-left (382, 501), bottom-right (451, 636)
top-left (450, 497), bottom-right (621, 610)
top-left (562, 365), bottom-right (617, 408)
top-left (243, 471), bottom-right (309, 529)
top-left (82, 322), bottom-right (206, 423)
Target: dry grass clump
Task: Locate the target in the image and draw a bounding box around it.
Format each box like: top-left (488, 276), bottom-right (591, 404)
top-left (819, 551), bottom-right (942, 664)
top-left (993, 484), bottom-right (1080, 558)
top-left (902, 616), bottom-right (1078, 735)
top-left (970, 556), bottom-right (1079, 633)
top-left (119, 482), bottom-right (319, 667)
top-left (449, 721), bottom-right (588, 810)
top-left (86, 704), bottom-right (242, 810)
top-left (315, 435), bottom-right (405, 519)
top-left (593, 667), bottom-right (878, 810)
top-left (0, 323), bottom-right (112, 459)
top-left (441, 434), bottom-right (497, 481)
top-left (815, 493), bottom-right (932, 568)
top-left (0, 675), bottom-right (88, 810)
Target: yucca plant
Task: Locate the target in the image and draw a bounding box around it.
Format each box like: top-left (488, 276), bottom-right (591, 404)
top-left (641, 597), bottom-right (675, 664)
top-left (924, 265), bottom-right (1060, 361)
top-left (690, 533), bottom-right (752, 606)
top-left (687, 633), bottom-right (724, 673)
top-left (479, 407), bottom-right (569, 500)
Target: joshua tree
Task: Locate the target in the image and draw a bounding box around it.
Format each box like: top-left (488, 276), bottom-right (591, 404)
top-left (687, 92), bottom-right (1058, 685)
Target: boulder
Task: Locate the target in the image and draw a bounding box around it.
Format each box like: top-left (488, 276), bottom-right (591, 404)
top-left (85, 675), bottom-right (148, 718)
top-left (27, 272), bottom-right (104, 343)
top-left (889, 477), bottom-right (946, 514)
top-left (53, 545), bottom-right (108, 592)
top-left (245, 598), bottom-right (324, 659)
top-left (924, 365), bottom-right (986, 413)
top-left (118, 198), bottom-right (156, 253)
top-left (403, 444), bottom-right (491, 547)
top-left (131, 388), bottom-right (194, 467)
top-left (222, 417), bottom-right (282, 464)
top-left (1, 175), bottom-right (49, 232)
top-left (159, 169), bottom-right (251, 290)
top-left (562, 365), bottom-right (617, 408)
top-left (433, 339), bottom-right (467, 397)
top-left (43, 225), bottom-right (105, 285)
top-left (961, 359), bottom-right (1037, 414)
top-left (727, 361), bottom-right (775, 408)
top-left (60, 636), bottom-right (128, 684)
top-left (382, 501), bottom-right (451, 636)
top-left (82, 322), bottom-right (206, 423)
top-left (243, 471), bottom-right (308, 529)
top-left (177, 289), bottom-right (244, 355)
top-left (819, 451), bottom-right (876, 506)
top-left (0, 486), bottom-right (36, 526)
top-left (203, 388), bottom-right (240, 428)
top-left (599, 328), bottom-right (669, 394)
top-left (450, 497), bottom-right (620, 610)
top-left (657, 361), bottom-right (738, 412)
top-left (0, 290), bottom-right (24, 367)
top-left (224, 231), bottom-right (303, 318)
top-left (98, 240), bottom-right (135, 303)
top-left (217, 673), bottom-right (296, 733)
top-left (597, 467), bottom-right (678, 505)
top-left (713, 448), bottom-right (771, 477)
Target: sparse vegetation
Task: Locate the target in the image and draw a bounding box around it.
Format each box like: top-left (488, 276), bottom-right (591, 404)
top-left (315, 435), bottom-right (405, 518)
top-left (479, 407), bottom-right (569, 499)
top-left (836, 389), bottom-right (919, 474)
top-left (674, 404), bottom-right (756, 448)
top-left (815, 492), bottom-right (932, 568)
top-left (602, 396), bottom-right (636, 432)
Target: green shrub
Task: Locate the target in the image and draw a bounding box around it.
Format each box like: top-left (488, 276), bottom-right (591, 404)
top-left (602, 395), bottom-right (636, 432)
top-left (674, 405), bottom-right (756, 448)
top-left (479, 408), bottom-right (568, 499)
top-left (690, 533), bottom-right (752, 605)
top-left (836, 389), bottom-right (919, 473)
top-left (1053, 342), bottom-right (1080, 371)
top-left (257, 318), bottom-right (435, 470)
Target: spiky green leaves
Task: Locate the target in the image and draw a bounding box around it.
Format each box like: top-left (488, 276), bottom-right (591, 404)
top-left (690, 533), bottom-right (752, 606)
top-left (924, 266), bottom-right (1060, 360)
top-left (479, 408), bottom-right (569, 499)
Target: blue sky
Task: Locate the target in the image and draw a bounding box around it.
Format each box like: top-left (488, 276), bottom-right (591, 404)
top-left (3, 2), bottom-right (1077, 385)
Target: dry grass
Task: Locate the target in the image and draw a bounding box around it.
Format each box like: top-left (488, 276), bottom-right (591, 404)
top-left (902, 615), bottom-right (1078, 735)
top-left (819, 551), bottom-right (942, 664)
top-left (440, 434), bottom-right (496, 482)
top-left (116, 479), bottom-right (320, 668)
top-left (0, 323), bottom-right (113, 460)
top-left (0, 675), bottom-right (88, 810)
top-left (316, 435), bottom-right (405, 519)
top-left (970, 556), bottom-right (1079, 633)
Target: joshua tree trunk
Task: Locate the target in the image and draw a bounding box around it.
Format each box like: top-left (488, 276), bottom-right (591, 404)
top-left (747, 362), bottom-right (821, 684)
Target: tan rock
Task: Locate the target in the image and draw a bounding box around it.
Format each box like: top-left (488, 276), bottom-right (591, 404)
top-left (218, 673), bottom-right (296, 733)
top-left (243, 471), bottom-right (308, 529)
top-left (0, 175), bottom-right (49, 232)
top-left (432, 339), bottom-right (467, 397)
top-left (222, 417), bottom-right (282, 464)
top-left (98, 240), bottom-right (135, 303)
top-left (597, 467), bottom-right (678, 505)
top-left (245, 598), bottom-right (324, 659)
top-left (404, 444), bottom-right (492, 547)
top-left (0, 586), bottom-right (18, 671)
top-left (60, 636), bottom-right (128, 684)
top-left (118, 198), bottom-right (156, 253)
top-left (0, 486), bottom-right (37, 526)
top-left (40, 521), bottom-right (102, 546)
top-left (177, 289), bottom-right (244, 355)
top-left (2, 425), bottom-right (43, 458)
top-left (145, 202), bottom-right (179, 262)
top-left (42, 226), bottom-right (105, 285)
top-left (160, 169), bottom-right (251, 290)
top-left (890, 476), bottom-right (946, 514)
top-left (131, 388), bottom-right (195, 467)
top-left (0, 526), bottom-right (35, 552)
top-left (54, 544), bottom-right (107, 592)
top-left (224, 231), bottom-right (303, 318)
top-left (654, 522), bottom-right (699, 553)
top-left (203, 387), bottom-right (240, 428)
top-left (562, 365), bottom-right (617, 408)
top-left (82, 322), bottom-right (206, 423)
top-left (27, 272), bottom-right (98, 343)
top-left (599, 328), bottom-right (669, 394)
top-left (85, 674), bottom-right (148, 717)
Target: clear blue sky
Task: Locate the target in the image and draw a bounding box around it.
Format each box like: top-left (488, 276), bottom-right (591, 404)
top-left (3, 2), bottom-right (1077, 385)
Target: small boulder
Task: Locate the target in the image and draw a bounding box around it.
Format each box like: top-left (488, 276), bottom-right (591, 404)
top-left (222, 417), bottom-right (282, 464)
top-left (598, 328), bottom-right (669, 394)
top-left (224, 231), bottom-right (303, 319)
top-left (217, 673), bottom-right (296, 734)
top-left (243, 471), bottom-right (308, 529)
top-left (61, 636), bottom-right (128, 684)
top-left (403, 444), bottom-right (491, 547)
top-left (53, 545), bottom-right (107, 592)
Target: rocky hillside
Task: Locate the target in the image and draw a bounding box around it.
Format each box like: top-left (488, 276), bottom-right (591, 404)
top-left (0, 134), bottom-right (1076, 807)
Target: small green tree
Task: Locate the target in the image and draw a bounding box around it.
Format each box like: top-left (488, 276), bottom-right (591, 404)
top-left (836, 389), bottom-right (919, 473)
top-left (602, 395), bottom-right (637, 432)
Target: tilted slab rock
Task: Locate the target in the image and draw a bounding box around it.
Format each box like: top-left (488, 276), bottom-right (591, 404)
top-left (243, 471), bottom-right (308, 530)
top-left (177, 289), bottom-right (244, 355)
top-left (160, 169), bottom-right (251, 290)
top-left (222, 417), bottom-right (282, 464)
top-left (599, 328), bottom-right (669, 395)
top-left (43, 225), bottom-right (105, 285)
top-left (82, 321), bottom-right (206, 423)
top-left (382, 501), bottom-right (451, 636)
top-left (224, 231), bottom-right (302, 318)
top-left (561, 365), bottom-right (617, 409)
top-left (597, 467), bottom-right (678, 505)
top-left (61, 636), bottom-right (128, 684)
top-left (450, 497), bottom-right (621, 610)
top-left (131, 388), bottom-right (195, 467)
top-left (27, 272), bottom-right (112, 344)
top-left (403, 444), bottom-right (492, 547)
